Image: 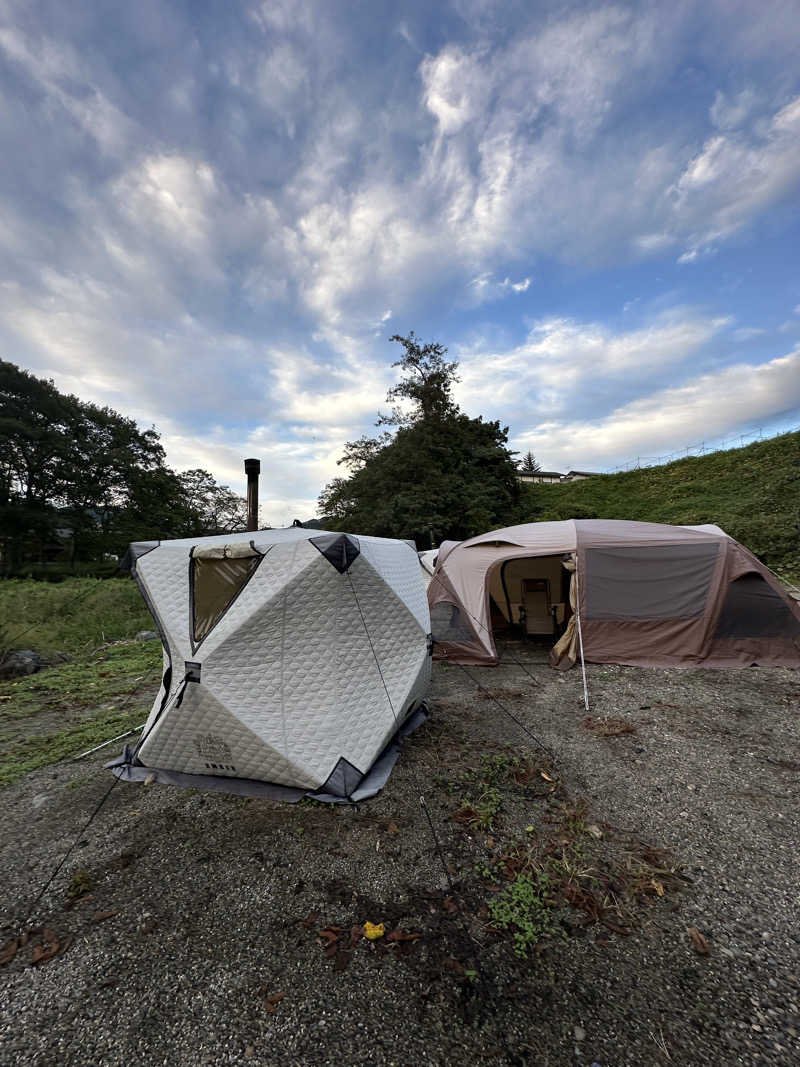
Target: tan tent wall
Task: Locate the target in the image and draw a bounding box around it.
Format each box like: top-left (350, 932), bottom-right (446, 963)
top-left (429, 520), bottom-right (800, 669)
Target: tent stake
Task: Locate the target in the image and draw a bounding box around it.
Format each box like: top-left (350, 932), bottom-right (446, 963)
top-left (72, 724), bottom-right (145, 762)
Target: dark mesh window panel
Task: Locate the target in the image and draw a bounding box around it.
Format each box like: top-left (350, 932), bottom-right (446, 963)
top-left (714, 574), bottom-right (800, 639)
top-left (192, 555), bottom-right (261, 645)
top-left (430, 602), bottom-right (474, 643)
top-left (585, 543), bottom-right (720, 620)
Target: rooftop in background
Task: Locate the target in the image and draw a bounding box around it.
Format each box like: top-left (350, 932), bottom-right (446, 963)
top-left (517, 470), bottom-right (564, 483)
top-left (517, 470), bottom-right (602, 483)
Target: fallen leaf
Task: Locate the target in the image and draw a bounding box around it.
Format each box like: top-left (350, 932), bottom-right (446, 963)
top-left (442, 896), bottom-right (459, 914)
top-left (91, 910), bottom-right (120, 924)
top-left (325, 943), bottom-right (338, 959)
top-left (651, 879), bottom-right (665, 897)
top-left (387, 822), bottom-right (400, 835)
top-left (688, 927), bottom-right (710, 955)
top-left (265, 992), bottom-right (285, 1013)
top-left (318, 928), bottom-right (340, 946)
top-left (348, 925), bottom-right (363, 948)
top-left (586, 824), bottom-right (603, 839)
top-left (32, 932), bottom-right (60, 966)
top-left (540, 771), bottom-right (554, 782)
top-left (386, 929), bottom-right (421, 943)
top-left (0, 938), bottom-right (18, 966)
top-left (363, 921), bottom-right (385, 941)
top-left (301, 911), bottom-right (319, 928)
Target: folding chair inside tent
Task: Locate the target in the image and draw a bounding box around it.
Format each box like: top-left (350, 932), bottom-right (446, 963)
top-left (521, 578), bottom-right (555, 635)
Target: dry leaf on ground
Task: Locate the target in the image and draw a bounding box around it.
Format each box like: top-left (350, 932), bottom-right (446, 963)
top-left (688, 927), bottom-right (710, 954)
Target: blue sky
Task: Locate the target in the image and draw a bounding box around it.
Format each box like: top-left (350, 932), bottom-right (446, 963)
top-left (1, 0), bottom-right (798, 523)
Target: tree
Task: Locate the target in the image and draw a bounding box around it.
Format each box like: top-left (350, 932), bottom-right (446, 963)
top-left (175, 469), bottom-right (247, 535)
top-left (318, 334), bottom-right (521, 545)
top-left (519, 450), bottom-right (541, 474)
top-left (0, 359), bottom-right (246, 568)
top-left (377, 332), bottom-right (460, 426)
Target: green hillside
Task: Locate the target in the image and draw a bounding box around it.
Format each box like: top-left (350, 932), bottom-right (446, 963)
top-left (522, 430), bottom-right (800, 583)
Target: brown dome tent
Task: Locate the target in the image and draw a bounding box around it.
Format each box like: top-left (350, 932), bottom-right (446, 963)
top-left (427, 520), bottom-right (800, 669)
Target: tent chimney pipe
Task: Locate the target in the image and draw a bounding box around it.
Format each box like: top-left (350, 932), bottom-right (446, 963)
top-left (244, 458), bottom-right (260, 532)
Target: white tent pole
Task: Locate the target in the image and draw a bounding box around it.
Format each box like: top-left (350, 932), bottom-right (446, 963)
top-left (573, 563), bottom-right (590, 714)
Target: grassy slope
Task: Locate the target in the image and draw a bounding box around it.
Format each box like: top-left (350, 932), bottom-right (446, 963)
top-left (522, 431), bottom-right (800, 583)
top-left (0, 578), bottom-right (161, 787)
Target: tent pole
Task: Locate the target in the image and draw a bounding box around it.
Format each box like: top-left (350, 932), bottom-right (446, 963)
top-left (573, 566), bottom-right (590, 714)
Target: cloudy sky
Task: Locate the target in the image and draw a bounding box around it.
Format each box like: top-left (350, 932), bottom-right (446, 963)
top-left (1, 0), bottom-right (799, 522)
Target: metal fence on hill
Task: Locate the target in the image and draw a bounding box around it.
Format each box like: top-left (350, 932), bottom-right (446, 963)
top-left (605, 423), bottom-right (800, 474)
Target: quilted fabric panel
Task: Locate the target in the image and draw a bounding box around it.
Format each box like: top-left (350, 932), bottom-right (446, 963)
top-left (347, 554), bottom-right (430, 718)
top-left (138, 680), bottom-right (318, 788)
top-left (358, 538), bottom-right (430, 634)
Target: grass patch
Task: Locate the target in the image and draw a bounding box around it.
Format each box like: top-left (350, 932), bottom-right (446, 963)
top-left (0, 577), bottom-right (153, 658)
top-left (0, 704), bottom-right (148, 787)
top-left (0, 641), bottom-right (161, 788)
top-left (0, 641), bottom-right (161, 723)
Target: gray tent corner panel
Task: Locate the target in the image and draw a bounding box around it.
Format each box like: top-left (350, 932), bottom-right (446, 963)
top-left (310, 533), bottom-right (361, 573)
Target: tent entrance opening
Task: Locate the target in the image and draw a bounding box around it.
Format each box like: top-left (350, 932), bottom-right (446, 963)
top-left (488, 555), bottom-right (571, 643)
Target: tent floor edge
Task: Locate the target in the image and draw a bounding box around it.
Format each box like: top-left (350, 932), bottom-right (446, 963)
top-left (105, 702), bottom-right (431, 806)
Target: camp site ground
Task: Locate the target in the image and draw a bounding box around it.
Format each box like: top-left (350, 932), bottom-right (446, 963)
top-left (1, 637), bottom-right (798, 1066)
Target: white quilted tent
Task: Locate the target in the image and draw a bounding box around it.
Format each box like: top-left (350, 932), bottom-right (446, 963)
top-left (110, 527), bottom-right (431, 802)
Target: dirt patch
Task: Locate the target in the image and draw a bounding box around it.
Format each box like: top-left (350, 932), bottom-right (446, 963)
top-left (1, 643), bottom-right (799, 1065)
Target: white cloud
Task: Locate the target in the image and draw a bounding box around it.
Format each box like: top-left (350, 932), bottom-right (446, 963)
top-left (516, 348), bottom-right (800, 470)
top-left (710, 87), bottom-right (759, 130)
top-left (456, 310), bottom-right (730, 417)
top-left (671, 94), bottom-right (800, 258)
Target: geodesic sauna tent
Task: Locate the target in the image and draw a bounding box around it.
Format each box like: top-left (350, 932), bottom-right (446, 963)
top-left (110, 527), bottom-right (431, 802)
top-left (428, 519), bottom-right (800, 669)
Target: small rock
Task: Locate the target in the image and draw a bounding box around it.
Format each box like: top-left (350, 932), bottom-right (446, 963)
top-left (574, 1025), bottom-right (586, 1043)
top-left (32, 794), bottom-right (50, 810)
top-left (0, 649), bottom-right (41, 678)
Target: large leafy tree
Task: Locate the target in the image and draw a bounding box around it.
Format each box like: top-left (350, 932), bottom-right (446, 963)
top-left (318, 333), bottom-right (521, 544)
top-left (0, 360), bottom-right (246, 566)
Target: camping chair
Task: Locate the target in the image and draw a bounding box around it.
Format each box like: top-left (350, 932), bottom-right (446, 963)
top-left (520, 578), bottom-right (557, 636)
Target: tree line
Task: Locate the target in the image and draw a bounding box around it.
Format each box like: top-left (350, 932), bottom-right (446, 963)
top-left (0, 360), bottom-right (246, 575)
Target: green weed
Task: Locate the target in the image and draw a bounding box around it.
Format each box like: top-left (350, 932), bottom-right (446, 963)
top-left (488, 872), bottom-right (564, 957)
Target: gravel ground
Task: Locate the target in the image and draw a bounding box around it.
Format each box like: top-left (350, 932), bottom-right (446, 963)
top-left (1, 642), bottom-right (798, 1066)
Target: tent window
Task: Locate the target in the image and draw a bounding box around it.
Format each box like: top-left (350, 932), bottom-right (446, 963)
top-left (714, 574), bottom-right (800, 639)
top-left (585, 543), bottom-right (719, 620)
top-left (192, 549), bottom-right (262, 648)
top-left (430, 602), bottom-right (474, 643)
